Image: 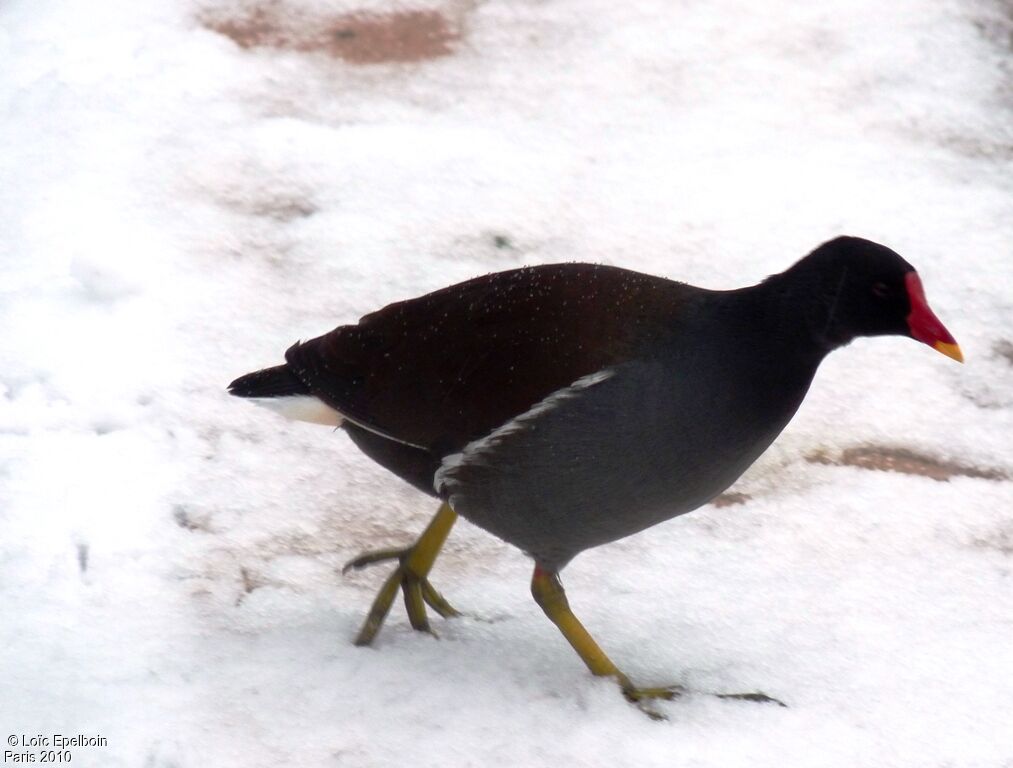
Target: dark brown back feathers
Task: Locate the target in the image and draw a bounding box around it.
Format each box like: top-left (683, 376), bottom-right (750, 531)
top-left (285, 263), bottom-right (693, 454)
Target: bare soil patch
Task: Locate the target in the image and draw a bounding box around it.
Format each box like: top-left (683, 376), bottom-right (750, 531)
top-left (807, 445), bottom-right (1008, 482)
top-left (202, 4), bottom-right (460, 63)
top-left (712, 492), bottom-right (751, 507)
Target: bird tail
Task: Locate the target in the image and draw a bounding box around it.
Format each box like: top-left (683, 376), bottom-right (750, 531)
top-left (228, 364), bottom-right (309, 398)
top-left (228, 364), bottom-right (344, 427)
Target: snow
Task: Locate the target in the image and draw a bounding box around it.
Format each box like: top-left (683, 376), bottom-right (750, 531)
top-left (1, 0), bottom-right (1011, 764)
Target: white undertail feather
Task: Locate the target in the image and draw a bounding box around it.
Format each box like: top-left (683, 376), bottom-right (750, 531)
top-left (249, 395), bottom-right (344, 427)
top-left (433, 368), bottom-right (615, 496)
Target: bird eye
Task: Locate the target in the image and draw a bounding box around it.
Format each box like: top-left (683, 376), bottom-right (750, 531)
top-left (871, 281), bottom-right (890, 299)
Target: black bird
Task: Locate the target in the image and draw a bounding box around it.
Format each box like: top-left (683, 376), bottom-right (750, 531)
top-left (229, 236), bottom-right (961, 715)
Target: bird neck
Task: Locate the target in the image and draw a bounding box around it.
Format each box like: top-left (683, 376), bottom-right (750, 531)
top-left (746, 266), bottom-right (855, 358)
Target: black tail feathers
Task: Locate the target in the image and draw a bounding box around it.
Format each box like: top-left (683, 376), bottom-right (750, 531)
top-left (228, 364), bottom-right (309, 398)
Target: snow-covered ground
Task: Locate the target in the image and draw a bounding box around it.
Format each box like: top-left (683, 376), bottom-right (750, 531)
top-left (2, 0), bottom-right (1012, 765)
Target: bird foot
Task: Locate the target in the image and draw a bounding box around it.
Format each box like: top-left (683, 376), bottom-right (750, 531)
top-left (610, 670), bottom-right (684, 719)
top-left (343, 547), bottom-right (460, 646)
top-left (619, 682), bottom-right (687, 720)
top-left (616, 677), bottom-right (785, 720)
top-left (620, 682), bottom-right (686, 703)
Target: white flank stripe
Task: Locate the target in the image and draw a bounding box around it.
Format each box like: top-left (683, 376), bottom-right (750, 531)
top-left (249, 395), bottom-right (344, 427)
top-left (433, 368), bottom-right (615, 495)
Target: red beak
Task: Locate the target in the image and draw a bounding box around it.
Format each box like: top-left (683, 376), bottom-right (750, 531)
top-left (905, 272), bottom-right (963, 362)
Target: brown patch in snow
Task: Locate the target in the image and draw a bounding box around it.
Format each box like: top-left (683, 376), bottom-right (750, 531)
top-left (807, 445), bottom-right (1008, 482)
top-left (712, 492), bottom-right (751, 508)
top-left (202, 5), bottom-right (461, 64)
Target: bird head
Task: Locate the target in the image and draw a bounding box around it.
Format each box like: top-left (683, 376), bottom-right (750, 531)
top-left (787, 236), bottom-right (962, 362)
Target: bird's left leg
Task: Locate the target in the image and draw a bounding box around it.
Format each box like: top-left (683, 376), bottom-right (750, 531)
top-left (343, 502), bottom-right (459, 646)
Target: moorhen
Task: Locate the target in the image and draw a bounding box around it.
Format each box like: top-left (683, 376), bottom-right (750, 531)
top-left (229, 236), bottom-right (962, 715)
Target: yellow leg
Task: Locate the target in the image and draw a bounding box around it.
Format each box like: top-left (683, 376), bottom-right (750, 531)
top-left (530, 565), bottom-right (785, 716)
top-left (344, 502), bottom-right (459, 646)
top-left (530, 567), bottom-right (622, 678)
top-left (531, 565), bottom-right (684, 719)
top-left (403, 502), bottom-right (457, 574)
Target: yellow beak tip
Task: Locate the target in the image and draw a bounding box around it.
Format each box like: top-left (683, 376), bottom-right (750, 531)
top-left (933, 341), bottom-right (964, 363)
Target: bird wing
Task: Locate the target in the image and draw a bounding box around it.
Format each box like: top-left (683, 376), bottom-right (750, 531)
top-left (285, 262), bottom-right (692, 453)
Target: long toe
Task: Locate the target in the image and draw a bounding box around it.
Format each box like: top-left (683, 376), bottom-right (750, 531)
top-left (713, 690), bottom-right (787, 707)
top-left (353, 567), bottom-right (405, 646)
top-left (420, 579), bottom-right (461, 618)
top-left (342, 547), bottom-right (410, 574)
top-left (402, 576), bottom-right (433, 633)
top-left (349, 559), bottom-right (459, 645)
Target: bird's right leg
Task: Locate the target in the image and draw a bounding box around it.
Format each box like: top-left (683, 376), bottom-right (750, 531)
top-left (530, 565), bottom-right (785, 718)
top-left (530, 565), bottom-right (682, 719)
top-left (343, 502), bottom-right (459, 645)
